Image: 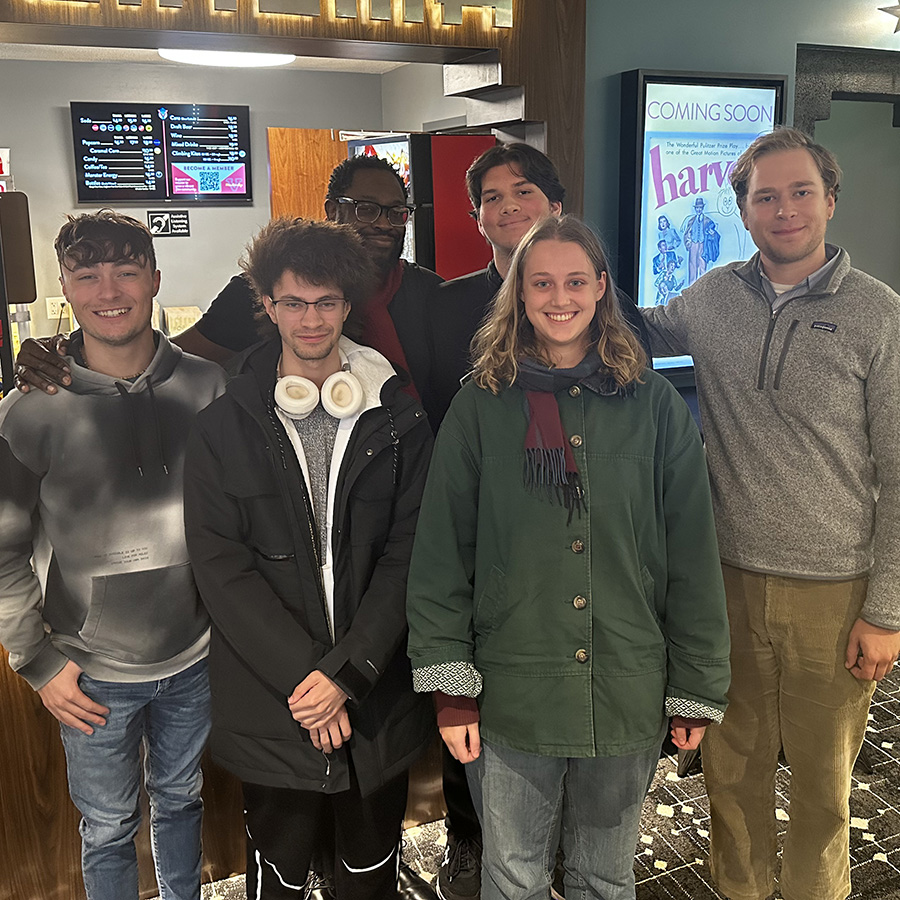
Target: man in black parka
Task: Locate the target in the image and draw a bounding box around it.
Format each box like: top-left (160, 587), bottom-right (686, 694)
top-left (184, 218), bottom-right (433, 900)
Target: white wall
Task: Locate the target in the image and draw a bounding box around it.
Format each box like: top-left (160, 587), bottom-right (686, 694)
top-left (817, 100), bottom-right (900, 292)
top-left (381, 62), bottom-right (467, 131)
top-left (0, 57), bottom-right (384, 334)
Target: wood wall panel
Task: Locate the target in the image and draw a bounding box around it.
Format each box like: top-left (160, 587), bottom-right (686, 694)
top-left (268, 127), bottom-right (347, 220)
top-left (515, 0), bottom-right (586, 214)
top-left (0, 648), bottom-right (244, 900)
top-left (0, 649), bottom-right (82, 900)
top-left (0, 0), bottom-right (507, 47)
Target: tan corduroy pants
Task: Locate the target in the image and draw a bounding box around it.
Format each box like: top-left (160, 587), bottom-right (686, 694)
top-left (702, 565), bottom-right (875, 900)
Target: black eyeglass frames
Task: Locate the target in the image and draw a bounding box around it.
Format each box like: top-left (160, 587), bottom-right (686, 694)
top-left (333, 197), bottom-right (416, 227)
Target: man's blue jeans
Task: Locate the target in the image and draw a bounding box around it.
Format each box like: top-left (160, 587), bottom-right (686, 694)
top-left (467, 737), bottom-right (661, 900)
top-left (59, 658), bottom-right (210, 900)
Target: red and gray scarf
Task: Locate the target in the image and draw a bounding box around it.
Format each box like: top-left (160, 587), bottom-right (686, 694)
top-left (514, 355), bottom-right (624, 522)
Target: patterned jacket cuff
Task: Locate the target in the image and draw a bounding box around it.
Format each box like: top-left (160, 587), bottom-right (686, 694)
top-left (412, 661), bottom-right (483, 697)
top-left (665, 696), bottom-right (724, 724)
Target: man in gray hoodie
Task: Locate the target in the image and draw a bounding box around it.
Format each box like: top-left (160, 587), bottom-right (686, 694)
top-left (0, 211), bottom-right (225, 900)
top-left (642, 127), bottom-right (900, 900)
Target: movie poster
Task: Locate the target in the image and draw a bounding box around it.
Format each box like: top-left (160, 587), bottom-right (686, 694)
top-left (638, 82), bottom-right (778, 368)
top-left (350, 137), bottom-right (415, 262)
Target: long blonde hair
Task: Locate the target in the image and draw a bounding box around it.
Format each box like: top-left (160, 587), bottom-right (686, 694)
top-left (471, 215), bottom-right (647, 393)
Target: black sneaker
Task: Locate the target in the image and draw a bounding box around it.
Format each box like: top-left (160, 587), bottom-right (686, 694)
top-left (437, 832), bottom-right (482, 900)
top-left (304, 870), bottom-right (336, 900)
top-left (398, 862), bottom-right (439, 899)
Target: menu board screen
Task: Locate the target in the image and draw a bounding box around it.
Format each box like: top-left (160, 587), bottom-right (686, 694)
top-left (71, 102), bottom-right (252, 204)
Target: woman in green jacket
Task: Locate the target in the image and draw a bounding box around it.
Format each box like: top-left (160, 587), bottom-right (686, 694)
top-left (407, 215), bottom-right (730, 900)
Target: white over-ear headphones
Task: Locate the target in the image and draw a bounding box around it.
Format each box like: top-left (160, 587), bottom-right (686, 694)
top-left (275, 369), bottom-right (365, 420)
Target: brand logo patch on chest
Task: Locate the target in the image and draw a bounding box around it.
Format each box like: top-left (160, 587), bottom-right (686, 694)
top-left (811, 321), bottom-right (838, 333)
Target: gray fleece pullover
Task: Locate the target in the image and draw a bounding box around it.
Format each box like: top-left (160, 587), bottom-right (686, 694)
top-left (0, 332), bottom-right (226, 689)
top-left (643, 248), bottom-right (900, 630)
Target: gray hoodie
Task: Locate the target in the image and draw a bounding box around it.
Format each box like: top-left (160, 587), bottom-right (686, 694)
top-left (0, 332), bottom-right (226, 689)
top-left (643, 248), bottom-right (900, 630)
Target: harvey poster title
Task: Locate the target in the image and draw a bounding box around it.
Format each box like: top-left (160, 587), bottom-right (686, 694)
top-left (638, 82), bottom-right (778, 329)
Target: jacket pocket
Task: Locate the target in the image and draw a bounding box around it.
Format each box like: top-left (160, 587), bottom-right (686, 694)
top-left (640, 565), bottom-right (663, 630)
top-left (80, 562), bottom-right (208, 664)
top-left (473, 565), bottom-right (506, 637)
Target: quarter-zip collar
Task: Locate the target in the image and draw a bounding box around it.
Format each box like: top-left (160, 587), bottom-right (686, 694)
top-left (731, 246), bottom-right (852, 393)
top-left (732, 244), bottom-right (850, 304)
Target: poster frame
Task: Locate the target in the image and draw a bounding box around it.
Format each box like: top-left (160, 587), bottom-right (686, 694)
top-left (618, 68), bottom-right (787, 377)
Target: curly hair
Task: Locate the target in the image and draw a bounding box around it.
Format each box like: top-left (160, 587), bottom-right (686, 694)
top-left (241, 218), bottom-right (378, 342)
top-left (55, 209), bottom-right (156, 271)
top-left (730, 126), bottom-right (842, 213)
top-left (471, 215), bottom-right (646, 393)
top-left (326, 154), bottom-right (407, 201)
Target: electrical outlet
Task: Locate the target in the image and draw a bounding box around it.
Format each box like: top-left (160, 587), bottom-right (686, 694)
top-left (46, 297), bottom-right (68, 320)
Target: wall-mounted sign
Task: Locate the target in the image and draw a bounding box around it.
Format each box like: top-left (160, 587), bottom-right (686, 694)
top-left (163, 306), bottom-right (202, 336)
top-left (72, 103), bottom-right (251, 205)
top-left (147, 210), bottom-right (191, 236)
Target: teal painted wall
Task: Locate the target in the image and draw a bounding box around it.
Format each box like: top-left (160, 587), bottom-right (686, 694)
top-left (817, 100), bottom-right (900, 291)
top-left (584, 0), bottom-right (900, 268)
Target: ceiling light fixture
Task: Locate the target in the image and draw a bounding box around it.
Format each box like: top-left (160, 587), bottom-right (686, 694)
top-left (158, 49), bottom-right (297, 67)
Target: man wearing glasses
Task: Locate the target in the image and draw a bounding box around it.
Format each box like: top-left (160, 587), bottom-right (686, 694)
top-left (12, 154), bottom-right (442, 900)
top-left (15, 155), bottom-right (442, 420)
top-left (183, 218), bottom-right (434, 900)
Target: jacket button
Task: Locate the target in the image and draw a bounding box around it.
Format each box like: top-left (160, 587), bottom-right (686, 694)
top-left (569, 385), bottom-right (581, 397)
top-left (573, 595), bottom-right (587, 609)
top-left (569, 434), bottom-right (583, 448)
top-left (415, 410), bottom-right (423, 417)
top-left (366, 448), bottom-right (374, 456)
top-left (575, 648), bottom-right (589, 663)
top-left (571, 539), bottom-right (585, 553)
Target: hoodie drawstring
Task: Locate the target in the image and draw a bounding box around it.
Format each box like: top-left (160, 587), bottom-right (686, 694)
top-left (146, 377), bottom-right (169, 475)
top-left (114, 375), bottom-right (169, 477)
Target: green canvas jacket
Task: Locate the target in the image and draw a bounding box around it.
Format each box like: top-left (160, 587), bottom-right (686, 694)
top-left (407, 369), bottom-right (730, 757)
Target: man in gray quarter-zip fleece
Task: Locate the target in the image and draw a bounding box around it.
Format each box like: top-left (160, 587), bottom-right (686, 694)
top-left (0, 211), bottom-right (226, 900)
top-left (183, 219), bottom-right (433, 900)
top-left (642, 127), bottom-right (900, 900)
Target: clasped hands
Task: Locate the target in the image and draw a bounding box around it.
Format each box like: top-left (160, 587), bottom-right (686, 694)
top-left (288, 670), bottom-right (351, 753)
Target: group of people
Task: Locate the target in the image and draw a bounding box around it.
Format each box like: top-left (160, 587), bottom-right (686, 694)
top-left (2, 127), bottom-right (899, 900)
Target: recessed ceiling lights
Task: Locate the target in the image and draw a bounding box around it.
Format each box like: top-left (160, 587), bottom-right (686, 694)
top-left (158, 49), bottom-right (296, 67)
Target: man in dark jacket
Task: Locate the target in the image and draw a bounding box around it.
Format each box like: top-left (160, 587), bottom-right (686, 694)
top-left (14, 154), bottom-right (443, 411)
top-left (183, 219), bottom-right (434, 900)
top-left (428, 143), bottom-right (649, 426)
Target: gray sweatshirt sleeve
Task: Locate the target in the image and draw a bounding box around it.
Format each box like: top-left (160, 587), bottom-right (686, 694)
top-left (641, 291), bottom-right (692, 358)
top-left (861, 327), bottom-right (900, 631)
top-left (0, 436), bottom-right (68, 689)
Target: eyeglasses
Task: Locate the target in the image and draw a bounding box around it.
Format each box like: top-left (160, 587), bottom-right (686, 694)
top-left (271, 298), bottom-right (346, 316)
top-left (334, 197), bottom-right (415, 227)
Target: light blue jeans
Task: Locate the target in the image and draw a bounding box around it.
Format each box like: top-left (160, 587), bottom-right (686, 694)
top-left (467, 738), bottom-right (661, 900)
top-left (59, 658), bottom-right (210, 900)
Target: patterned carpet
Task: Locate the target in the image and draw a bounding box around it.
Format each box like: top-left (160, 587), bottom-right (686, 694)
top-left (193, 668), bottom-right (900, 900)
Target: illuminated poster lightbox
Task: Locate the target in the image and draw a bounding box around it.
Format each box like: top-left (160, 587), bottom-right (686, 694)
top-left (619, 71), bottom-right (786, 372)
